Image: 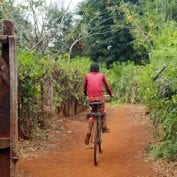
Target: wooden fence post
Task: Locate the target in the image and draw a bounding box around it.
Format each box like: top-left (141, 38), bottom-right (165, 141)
top-left (0, 20), bottom-right (18, 177)
top-left (9, 34), bottom-right (18, 177)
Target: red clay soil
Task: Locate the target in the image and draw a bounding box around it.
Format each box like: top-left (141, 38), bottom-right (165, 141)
top-left (19, 105), bottom-right (163, 177)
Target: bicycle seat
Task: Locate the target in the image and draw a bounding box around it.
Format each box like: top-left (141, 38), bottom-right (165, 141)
top-left (87, 112), bottom-right (105, 118)
top-left (89, 101), bottom-right (103, 106)
top-left (89, 101), bottom-right (103, 112)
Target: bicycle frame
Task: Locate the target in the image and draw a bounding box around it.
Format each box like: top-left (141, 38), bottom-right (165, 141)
top-left (87, 102), bottom-right (104, 165)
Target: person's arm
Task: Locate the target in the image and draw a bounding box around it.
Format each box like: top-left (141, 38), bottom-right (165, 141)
top-left (83, 76), bottom-right (87, 96)
top-left (103, 75), bottom-right (112, 97)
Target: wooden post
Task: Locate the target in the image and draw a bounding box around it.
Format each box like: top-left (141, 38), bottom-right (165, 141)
top-left (9, 35), bottom-right (18, 177)
top-left (0, 20), bottom-right (11, 177)
top-left (0, 20), bottom-right (18, 177)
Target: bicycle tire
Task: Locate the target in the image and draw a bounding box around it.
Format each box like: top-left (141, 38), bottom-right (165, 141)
top-left (93, 119), bottom-right (99, 165)
top-left (98, 118), bottom-right (103, 153)
top-left (98, 134), bottom-right (102, 153)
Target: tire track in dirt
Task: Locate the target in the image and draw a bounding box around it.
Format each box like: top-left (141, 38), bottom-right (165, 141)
top-left (19, 105), bottom-right (163, 177)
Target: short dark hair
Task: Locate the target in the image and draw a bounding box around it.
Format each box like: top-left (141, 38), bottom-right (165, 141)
top-left (90, 63), bottom-right (100, 72)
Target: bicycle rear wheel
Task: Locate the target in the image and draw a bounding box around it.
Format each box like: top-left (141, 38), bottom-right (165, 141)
top-left (98, 118), bottom-right (103, 153)
top-left (98, 132), bottom-right (102, 153)
top-left (93, 120), bottom-right (99, 165)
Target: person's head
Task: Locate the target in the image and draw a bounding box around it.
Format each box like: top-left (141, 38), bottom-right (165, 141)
top-left (89, 63), bottom-right (100, 72)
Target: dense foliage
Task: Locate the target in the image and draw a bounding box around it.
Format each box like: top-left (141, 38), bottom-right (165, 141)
top-left (105, 62), bottom-right (142, 103)
top-left (78, 0), bottom-right (142, 67)
top-left (18, 51), bottom-right (91, 138)
top-left (139, 23), bottom-right (177, 158)
top-left (120, 0), bottom-right (177, 158)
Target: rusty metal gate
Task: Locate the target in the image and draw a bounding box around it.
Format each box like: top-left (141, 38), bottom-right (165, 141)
top-left (0, 20), bottom-right (18, 177)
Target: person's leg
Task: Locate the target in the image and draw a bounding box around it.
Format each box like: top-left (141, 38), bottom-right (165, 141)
top-left (84, 117), bottom-right (94, 145)
top-left (102, 114), bottom-right (107, 129)
top-left (84, 98), bottom-right (92, 145)
top-left (102, 115), bottom-right (110, 132)
top-left (101, 102), bottom-right (109, 133)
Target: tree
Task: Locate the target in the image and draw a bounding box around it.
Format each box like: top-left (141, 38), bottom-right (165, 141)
top-left (0, 0), bottom-right (75, 55)
top-left (76, 0), bottom-right (141, 67)
top-left (119, 0), bottom-right (177, 61)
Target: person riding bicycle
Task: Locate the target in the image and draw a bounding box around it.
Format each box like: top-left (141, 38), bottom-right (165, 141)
top-left (83, 63), bottom-right (113, 145)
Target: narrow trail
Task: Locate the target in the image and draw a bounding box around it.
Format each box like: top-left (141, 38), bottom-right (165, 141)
top-left (19, 105), bottom-right (163, 177)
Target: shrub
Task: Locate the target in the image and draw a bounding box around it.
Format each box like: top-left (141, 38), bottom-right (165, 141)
top-left (139, 22), bottom-right (177, 158)
top-left (18, 51), bottom-right (91, 139)
top-left (107, 61), bottom-right (142, 103)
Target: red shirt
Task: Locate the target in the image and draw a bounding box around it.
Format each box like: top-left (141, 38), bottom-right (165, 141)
top-left (83, 72), bottom-right (112, 97)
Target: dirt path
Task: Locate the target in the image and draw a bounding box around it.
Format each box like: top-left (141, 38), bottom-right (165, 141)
top-left (19, 105), bottom-right (163, 177)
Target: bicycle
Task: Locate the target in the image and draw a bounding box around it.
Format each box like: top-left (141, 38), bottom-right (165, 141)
top-left (86, 101), bottom-right (105, 166)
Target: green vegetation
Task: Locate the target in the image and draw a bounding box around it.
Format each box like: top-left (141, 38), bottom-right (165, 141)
top-left (120, 0), bottom-right (177, 158)
top-left (17, 51), bottom-right (91, 138)
top-left (139, 23), bottom-right (177, 159)
top-left (78, 0), bottom-right (142, 67)
top-left (106, 62), bottom-right (142, 103)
